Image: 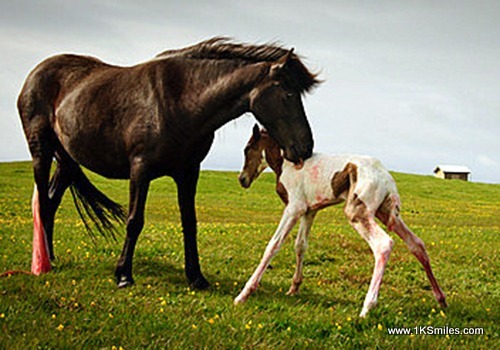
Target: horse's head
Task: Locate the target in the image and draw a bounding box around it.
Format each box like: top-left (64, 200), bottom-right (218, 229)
top-left (239, 124), bottom-right (283, 188)
top-left (249, 49), bottom-right (318, 165)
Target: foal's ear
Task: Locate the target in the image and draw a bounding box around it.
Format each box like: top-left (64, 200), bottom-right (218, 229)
top-left (270, 48), bottom-right (294, 76)
top-left (252, 123), bottom-right (261, 140)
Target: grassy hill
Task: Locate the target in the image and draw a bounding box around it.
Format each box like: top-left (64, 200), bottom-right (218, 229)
top-left (0, 161), bottom-right (498, 349)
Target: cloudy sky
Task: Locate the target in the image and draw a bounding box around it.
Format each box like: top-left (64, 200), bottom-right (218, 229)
top-left (1, 0), bottom-right (499, 183)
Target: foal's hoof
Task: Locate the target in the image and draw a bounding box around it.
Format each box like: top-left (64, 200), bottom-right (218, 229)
top-left (439, 297), bottom-right (448, 308)
top-left (117, 275), bottom-right (135, 288)
top-left (234, 294), bottom-right (247, 305)
top-left (188, 275), bottom-right (210, 290)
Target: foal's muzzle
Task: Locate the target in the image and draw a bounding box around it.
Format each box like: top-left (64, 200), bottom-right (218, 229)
top-left (238, 173), bottom-right (251, 188)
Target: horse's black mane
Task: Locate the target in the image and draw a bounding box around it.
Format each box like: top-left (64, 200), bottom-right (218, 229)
top-left (156, 37), bottom-right (320, 93)
top-left (157, 37), bottom-right (288, 62)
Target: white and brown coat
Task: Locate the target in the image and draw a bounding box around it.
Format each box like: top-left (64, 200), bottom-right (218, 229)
top-left (235, 125), bottom-right (447, 317)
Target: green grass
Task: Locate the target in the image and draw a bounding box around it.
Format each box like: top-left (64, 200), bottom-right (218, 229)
top-left (0, 161), bottom-right (498, 349)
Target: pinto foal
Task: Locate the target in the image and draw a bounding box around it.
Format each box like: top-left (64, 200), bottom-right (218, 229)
top-left (234, 125), bottom-right (447, 317)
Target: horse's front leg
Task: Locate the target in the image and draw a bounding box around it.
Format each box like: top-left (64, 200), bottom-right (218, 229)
top-left (115, 159), bottom-right (150, 288)
top-left (174, 165), bottom-right (209, 290)
top-left (287, 210), bottom-right (316, 295)
top-left (234, 205), bottom-right (303, 304)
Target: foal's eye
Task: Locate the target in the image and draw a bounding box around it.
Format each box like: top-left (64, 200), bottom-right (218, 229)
top-left (285, 92), bottom-right (294, 98)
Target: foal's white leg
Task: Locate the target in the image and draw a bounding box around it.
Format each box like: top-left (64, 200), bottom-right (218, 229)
top-left (390, 216), bottom-right (447, 308)
top-left (345, 197), bottom-right (394, 317)
top-left (353, 219), bottom-right (394, 317)
top-left (234, 206), bottom-right (302, 304)
top-left (287, 211), bottom-right (316, 295)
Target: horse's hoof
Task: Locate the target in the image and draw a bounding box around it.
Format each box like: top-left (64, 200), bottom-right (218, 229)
top-left (234, 296), bottom-right (245, 305)
top-left (117, 275), bottom-right (134, 288)
top-left (188, 275), bottom-right (210, 290)
top-left (439, 297), bottom-right (448, 308)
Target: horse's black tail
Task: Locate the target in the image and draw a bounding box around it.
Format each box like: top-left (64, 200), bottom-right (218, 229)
top-left (69, 168), bottom-right (126, 241)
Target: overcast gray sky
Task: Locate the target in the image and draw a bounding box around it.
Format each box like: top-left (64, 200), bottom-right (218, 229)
top-left (1, 0), bottom-right (499, 183)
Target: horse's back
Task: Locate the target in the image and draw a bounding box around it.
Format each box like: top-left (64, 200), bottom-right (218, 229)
top-left (18, 54), bottom-right (110, 114)
top-left (22, 54), bottom-right (107, 86)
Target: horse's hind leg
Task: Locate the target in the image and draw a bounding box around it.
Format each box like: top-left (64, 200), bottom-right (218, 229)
top-left (388, 216), bottom-right (447, 308)
top-left (26, 119), bottom-right (56, 274)
top-left (345, 196), bottom-right (394, 317)
top-left (45, 160), bottom-right (73, 260)
top-left (375, 195), bottom-right (447, 308)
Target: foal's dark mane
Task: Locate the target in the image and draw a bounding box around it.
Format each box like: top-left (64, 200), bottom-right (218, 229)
top-left (156, 37), bottom-right (320, 94)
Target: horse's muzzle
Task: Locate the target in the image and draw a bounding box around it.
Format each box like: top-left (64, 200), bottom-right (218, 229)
top-left (285, 144), bottom-right (312, 167)
top-left (294, 158), bottom-right (305, 170)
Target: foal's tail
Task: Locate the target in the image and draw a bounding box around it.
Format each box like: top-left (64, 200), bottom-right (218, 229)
top-left (69, 167), bottom-right (127, 241)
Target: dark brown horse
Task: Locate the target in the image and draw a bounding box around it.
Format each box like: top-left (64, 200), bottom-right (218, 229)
top-left (17, 37), bottom-right (320, 289)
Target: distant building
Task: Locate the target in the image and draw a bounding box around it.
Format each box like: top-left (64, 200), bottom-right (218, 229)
top-left (434, 165), bottom-right (471, 181)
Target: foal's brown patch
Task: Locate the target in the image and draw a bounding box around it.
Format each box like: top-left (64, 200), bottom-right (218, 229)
top-left (276, 181), bottom-right (289, 204)
top-left (331, 162), bottom-right (358, 198)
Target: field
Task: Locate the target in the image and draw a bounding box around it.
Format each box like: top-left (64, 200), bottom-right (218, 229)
top-left (0, 161), bottom-right (498, 349)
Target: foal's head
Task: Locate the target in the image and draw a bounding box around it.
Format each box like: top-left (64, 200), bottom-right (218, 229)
top-left (239, 124), bottom-right (283, 188)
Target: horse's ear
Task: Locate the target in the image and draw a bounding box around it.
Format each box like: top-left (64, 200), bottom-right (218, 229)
top-left (252, 123), bottom-right (261, 140)
top-left (270, 48), bottom-right (294, 76)
top-left (279, 48), bottom-right (294, 66)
